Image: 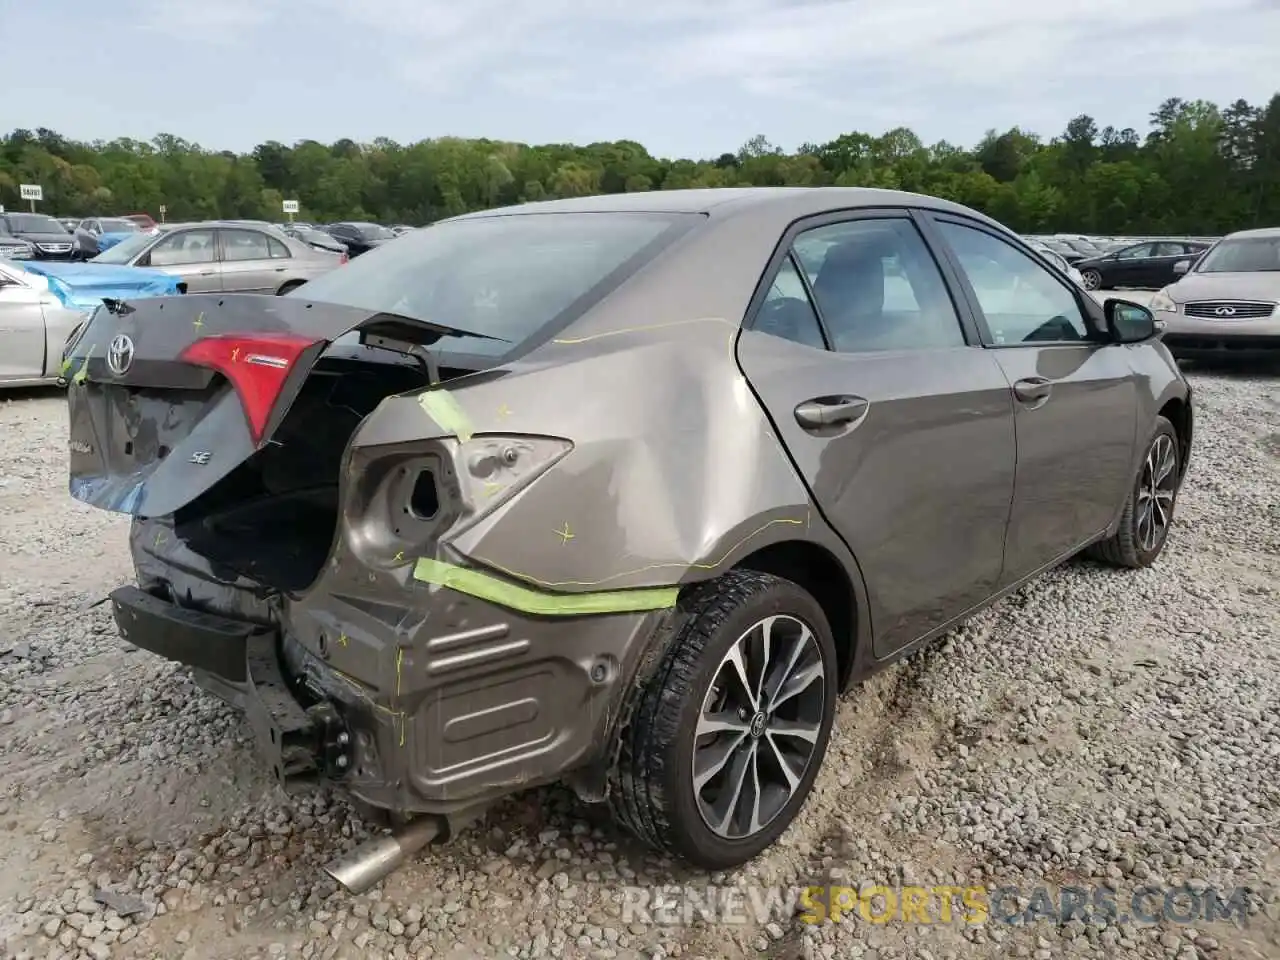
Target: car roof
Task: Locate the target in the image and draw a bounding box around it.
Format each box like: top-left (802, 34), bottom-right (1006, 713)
top-left (1222, 226), bottom-right (1280, 240)
top-left (445, 187), bottom-right (1007, 228)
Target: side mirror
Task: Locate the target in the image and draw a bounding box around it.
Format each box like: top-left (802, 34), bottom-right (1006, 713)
top-left (1172, 260), bottom-right (1191, 275)
top-left (1105, 298), bottom-right (1156, 343)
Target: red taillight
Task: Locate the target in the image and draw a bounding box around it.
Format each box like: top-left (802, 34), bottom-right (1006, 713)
top-left (339, 252), bottom-right (349, 265)
top-left (179, 333), bottom-right (319, 445)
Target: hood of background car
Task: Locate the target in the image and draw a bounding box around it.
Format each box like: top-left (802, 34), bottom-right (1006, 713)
top-left (1169, 272), bottom-right (1280, 303)
top-left (19, 260), bottom-right (184, 311)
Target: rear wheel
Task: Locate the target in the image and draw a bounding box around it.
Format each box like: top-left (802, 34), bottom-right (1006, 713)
top-left (1081, 269), bottom-right (1103, 291)
top-left (1087, 416), bottom-right (1180, 568)
top-left (608, 569), bottom-right (837, 869)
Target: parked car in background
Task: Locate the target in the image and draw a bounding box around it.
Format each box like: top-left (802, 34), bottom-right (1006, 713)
top-left (123, 213), bottom-right (158, 231)
top-left (0, 213), bottom-right (76, 260)
top-left (57, 217), bottom-right (83, 233)
top-left (73, 216), bottom-right (144, 259)
top-left (0, 236), bottom-right (35, 260)
top-left (282, 223), bottom-right (349, 257)
top-left (323, 221), bottom-right (397, 257)
top-left (1028, 243), bottom-right (1086, 287)
top-left (0, 257), bottom-right (183, 388)
top-left (390, 224), bottom-right (416, 236)
top-left (1075, 240), bottom-right (1211, 291)
top-left (61, 187), bottom-right (1191, 873)
top-left (1149, 227), bottom-right (1280, 361)
top-left (87, 220), bottom-right (343, 294)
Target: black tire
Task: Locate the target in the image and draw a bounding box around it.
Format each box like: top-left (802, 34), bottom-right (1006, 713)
top-left (1087, 415), bottom-right (1181, 568)
top-left (277, 280), bottom-right (305, 296)
top-left (607, 569), bottom-right (838, 869)
top-left (1081, 269), bottom-right (1103, 291)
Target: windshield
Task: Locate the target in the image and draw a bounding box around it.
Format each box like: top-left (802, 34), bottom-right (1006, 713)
top-left (1195, 236), bottom-right (1280, 273)
top-left (296, 212), bottom-right (699, 359)
top-left (6, 214), bottom-right (67, 234)
top-left (354, 223), bottom-right (397, 241)
top-left (100, 219), bottom-right (139, 234)
top-left (90, 231), bottom-right (156, 264)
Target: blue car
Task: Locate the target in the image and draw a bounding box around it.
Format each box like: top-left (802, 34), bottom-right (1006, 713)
top-left (73, 217), bottom-right (153, 260)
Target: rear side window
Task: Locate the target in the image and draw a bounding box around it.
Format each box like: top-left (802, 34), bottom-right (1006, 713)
top-left (221, 229), bottom-right (272, 262)
top-left (790, 218), bottom-right (965, 353)
top-left (296, 212), bottom-right (700, 360)
top-left (268, 236), bottom-right (291, 259)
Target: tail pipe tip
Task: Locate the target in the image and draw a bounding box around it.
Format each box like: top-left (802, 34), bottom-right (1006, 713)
top-left (323, 816), bottom-right (442, 895)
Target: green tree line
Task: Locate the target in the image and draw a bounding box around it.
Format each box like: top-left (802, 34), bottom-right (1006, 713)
top-left (3, 93), bottom-right (1278, 235)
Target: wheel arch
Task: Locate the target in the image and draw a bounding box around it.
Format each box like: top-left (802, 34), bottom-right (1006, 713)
top-left (734, 538), bottom-right (864, 690)
top-left (277, 278), bottom-right (306, 296)
top-left (1157, 393), bottom-right (1192, 481)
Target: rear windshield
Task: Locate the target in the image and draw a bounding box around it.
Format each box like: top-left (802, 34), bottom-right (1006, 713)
top-left (90, 232), bottom-right (155, 264)
top-left (297, 211), bottom-right (699, 360)
top-left (355, 223), bottom-right (397, 241)
top-left (1195, 236), bottom-right (1280, 273)
top-left (100, 219), bottom-right (139, 233)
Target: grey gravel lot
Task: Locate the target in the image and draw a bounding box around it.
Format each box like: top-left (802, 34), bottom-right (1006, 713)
top-left (1, 352), bottom-right (1278, 960)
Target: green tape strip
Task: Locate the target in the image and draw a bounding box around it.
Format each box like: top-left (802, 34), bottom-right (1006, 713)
top-left (71, 344), bottom-right (96, 384)
top-left (417, 389), bottom-right (474, 443)
top-left (413, 558), bottom-right (678, 616)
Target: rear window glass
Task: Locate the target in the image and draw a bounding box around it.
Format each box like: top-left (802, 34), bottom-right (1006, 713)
top-left (298, 212), bottom-right (699, 360)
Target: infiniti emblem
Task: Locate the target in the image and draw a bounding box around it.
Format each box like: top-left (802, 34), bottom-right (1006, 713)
top-left (106, 334), bottom-right (135, 375)
top-left (1214, 306), bottom-right (1237, 317)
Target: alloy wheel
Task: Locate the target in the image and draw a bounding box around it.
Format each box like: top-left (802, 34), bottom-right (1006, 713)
top-left (692, 614), bottom-right (826, 840)
top-left (1136, 433), bottom-right (1177, 551)
top-left (1082, 270), bottom-right (1101, 291)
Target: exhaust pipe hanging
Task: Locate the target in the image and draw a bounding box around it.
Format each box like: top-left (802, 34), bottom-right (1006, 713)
top-left (323, 816), bottom-right (441, 895)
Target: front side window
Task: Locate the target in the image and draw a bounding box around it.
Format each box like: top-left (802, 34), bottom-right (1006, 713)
top-left (294, 212), bottom-right (699, 360)
top-left (150, 229), bottom-right (216, 266)
top-left (937, 221), bottom-right (1089, 344)
top-left (792, 218), bottom-right (965, 353)
top-left (1116, 243), bottom-right (1154, 260)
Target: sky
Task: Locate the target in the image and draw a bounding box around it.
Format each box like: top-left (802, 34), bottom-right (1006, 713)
top-left (8, 0), bottom-right (1280, 158)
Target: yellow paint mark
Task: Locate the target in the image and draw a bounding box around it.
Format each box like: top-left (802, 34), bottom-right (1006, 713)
top-left (192, 312), bottom-right (205, 331)
top-left (482, 480), bottom-right (502, 497)
top-left (418, 389), bottom-right (474, 443)
top-left (395, 647), bottom-right (403, 699)
top-left (231, 346), bottom-right (240, 363)
top-left (398, 713), bottom-right (407, 747)
top-left (473, 516), bottom-right (806, 589)
top-left (338, 633), bottom-right (348, 647)
top-left (495, 403), bottom-right (512, 420)
top-left (554, 522), bottom-right (575, 545)
top-left (154, 530), bottom-right (166, 549)
top-left (393, 551), bottom-right (404, 564)
top-left (59, 356), bottom-right (74, 377)
top-left (71, 345), bottom-right (96, 385)
top-left (552, 316), bottom-right (732, 345)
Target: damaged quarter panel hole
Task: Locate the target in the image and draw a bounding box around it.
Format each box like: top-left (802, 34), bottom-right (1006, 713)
top-left (408, 469), bottom-right (439, 521)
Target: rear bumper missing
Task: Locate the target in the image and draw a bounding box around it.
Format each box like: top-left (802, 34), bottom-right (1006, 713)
top-left (111, 586), bottom-right (350, 785)
top-left (109, 578), bottom-right (677, 816)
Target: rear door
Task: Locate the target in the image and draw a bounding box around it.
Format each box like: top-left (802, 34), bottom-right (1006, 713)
top-left (923, 214), bottom-right (1137, 585)
top-left (217, 228), bottom-right (284, 293)
top-left (736, 210), bottom-right (1016, 658)
top-left (0, 266), bottom-right (47, 380)
top-left (1148, 241), bottom-right (1192, 286)
top-left (1108, 243), bottom-right (1155, 287)
top-left (143, 228), bottom-right (222, 292)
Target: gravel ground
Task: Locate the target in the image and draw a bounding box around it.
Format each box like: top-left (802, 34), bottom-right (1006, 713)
top-left (1, 356), bottom-right (1278, 960)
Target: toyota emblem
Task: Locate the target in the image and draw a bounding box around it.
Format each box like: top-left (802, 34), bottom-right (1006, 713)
top-left (1214, 306), bottom-right (1237, 317)
top-left (106, 334), bottom-right (135, 375)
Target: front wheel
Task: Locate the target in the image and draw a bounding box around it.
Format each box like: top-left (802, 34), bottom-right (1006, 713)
top-left (1087, 416), bottom-right (1181, 568)
top-left (1080, 269), bottom-right (1103, 291)
top-left (608, 569), bottom-right (838, 869)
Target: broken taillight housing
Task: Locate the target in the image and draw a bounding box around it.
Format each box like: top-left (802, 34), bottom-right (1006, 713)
top-left (450, 436), bottom-right (573, 531)
top-left (179, 333), bottom-right (321, 445)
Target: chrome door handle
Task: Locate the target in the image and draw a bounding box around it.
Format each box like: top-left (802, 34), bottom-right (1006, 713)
top-left (1013, 377), bottom-right (1053, 403)
top-left (794, 395), bottom-right (870, 429)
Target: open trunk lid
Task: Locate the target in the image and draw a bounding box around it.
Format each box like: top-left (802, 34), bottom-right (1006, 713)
top-left (64, 293), bottom-right (496, 518)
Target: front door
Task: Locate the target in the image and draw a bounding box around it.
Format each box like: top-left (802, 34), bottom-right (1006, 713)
top-left (737, 212), bottom-right (1017, 658)
top-left (143, 228), bottom-right (222, 293)
top-left (926, 216), bottom-right (1138, 585)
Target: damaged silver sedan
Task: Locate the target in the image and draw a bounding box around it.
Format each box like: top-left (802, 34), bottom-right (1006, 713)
top-left (63, 188), bottom-right (1193, 885)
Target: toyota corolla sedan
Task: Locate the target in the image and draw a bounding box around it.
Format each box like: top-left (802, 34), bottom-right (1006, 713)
top-left (1150, 227), bottom-right (1280, 361)
top-left (62, 188), bottom-right (1192, 879)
